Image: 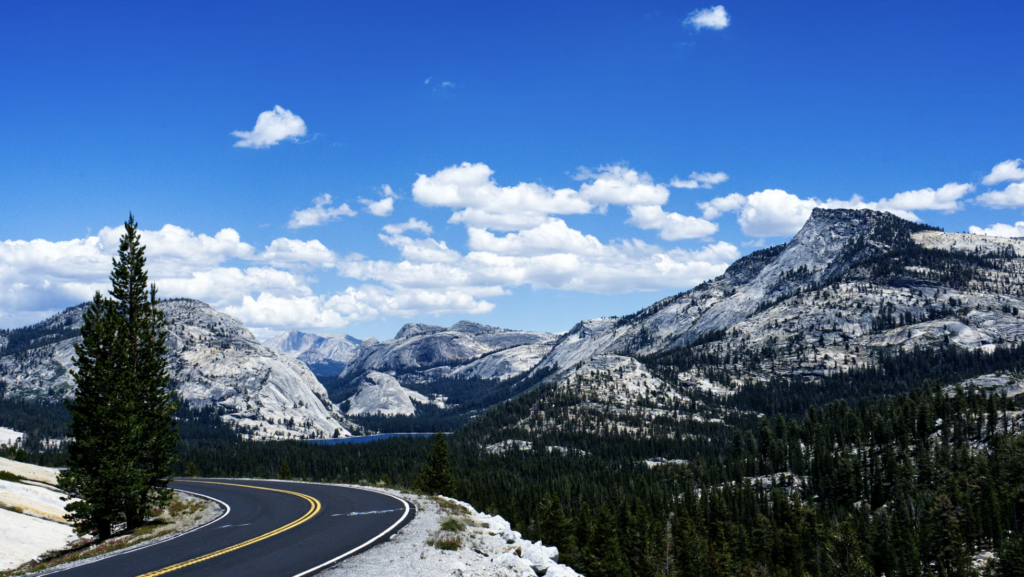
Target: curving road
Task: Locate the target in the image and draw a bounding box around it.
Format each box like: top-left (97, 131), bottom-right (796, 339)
top-left (46, 479), bottom-right (415, 577)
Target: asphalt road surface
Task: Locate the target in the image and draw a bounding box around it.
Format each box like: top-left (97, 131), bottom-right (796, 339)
top-left (45, 479), bottom-right (415, 577)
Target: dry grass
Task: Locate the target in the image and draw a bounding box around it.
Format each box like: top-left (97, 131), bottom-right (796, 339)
top-left (426, 531), bottom-right (463, 551)
top-left (0, 494), bottom-right (214, 577)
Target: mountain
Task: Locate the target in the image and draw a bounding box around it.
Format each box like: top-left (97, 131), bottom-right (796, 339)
top-left (470, 208), bottom-right (1024, 443)
top-left (0, 300), bottom-right (357, 440)
top-left (542, 208), bottom-right (1024, 374)
top-left (345, 371), bottom-right (447, 417)
top-left (262, 330), bottom-right (362, 375)
top-left (339, 320), bottom-right (558, 386)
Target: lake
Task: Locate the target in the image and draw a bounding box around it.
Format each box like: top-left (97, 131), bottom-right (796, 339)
top-left (309, 432), bottom-right (444, 445)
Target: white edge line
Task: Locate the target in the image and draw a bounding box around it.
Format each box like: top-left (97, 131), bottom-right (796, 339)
top-left (289, 485), bottom-right (414, 577)
top-left (40, 485), bottom-right (231, 575)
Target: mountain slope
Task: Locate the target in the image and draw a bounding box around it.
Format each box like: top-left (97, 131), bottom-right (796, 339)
top-left (0, 300), bottom-right (356, 440)
top-left (478, 208), bottom-right (1024, 443)
top-left (263, 330), bottom-right (362, 375)
top-left (340, 321), bottom-right (558, 385)
top-left (541, 208), bottom-right (1024, 377)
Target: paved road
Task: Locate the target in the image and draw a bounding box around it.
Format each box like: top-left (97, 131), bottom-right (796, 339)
top-left (46, 479), bottom-right (414, 577)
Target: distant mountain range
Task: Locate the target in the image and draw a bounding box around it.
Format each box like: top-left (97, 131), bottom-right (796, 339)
top-left (4, 208), bottom-right (1024, 439)
top-left (262, 330), bottom-right (362, 375)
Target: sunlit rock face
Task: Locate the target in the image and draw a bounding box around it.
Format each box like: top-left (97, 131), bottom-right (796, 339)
top-left (0, 300), bottom-right (356, 440)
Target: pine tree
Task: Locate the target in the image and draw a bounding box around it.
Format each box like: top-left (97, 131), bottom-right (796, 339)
top-left (279, 460), bottom-right (294, 480)
top-left (60, 293), bottom-right (125, 538)
top-left (185, 461), bottom-right (199, 478)
top-left (539, 493), bottom-right (576, 564)
top-left (59, 216), bottom-right (179, 537)
top-left (416, 432), bottom-right (457, 497)
top-left (996, 536), bottom-right (1024, 577)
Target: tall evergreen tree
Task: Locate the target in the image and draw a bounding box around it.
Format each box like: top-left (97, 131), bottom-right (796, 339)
top-left (416, 432), bottom-right (457, 497)
top-left (59, 215), bottom-right (179, 537)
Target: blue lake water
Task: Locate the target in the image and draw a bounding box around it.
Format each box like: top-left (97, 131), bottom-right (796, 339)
top-left (310, 433), bottom-right (443, 445)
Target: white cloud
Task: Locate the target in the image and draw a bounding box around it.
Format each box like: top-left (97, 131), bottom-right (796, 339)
top-left (342, 218), bottom-right (739, 295)
top-left (225, 287), bottom-right (495, 330)
top-left (576, 165), bottom-right (670, 207)
top-left (0, 163), bottom-right (757, 332)
top-left (466, 219), bottom-right (606, 257)
top-left (287, 194), bottom-right (357, 229)
top-left (257, 238), bottom-right (338, 270)
top-left (360, 185), bottom-right (397, 216)
top-left (0, 225), bottom-right (316, 324)
top-left (671, 171), bottom-right (729, 189)
top-left (700, 181), bottom-right (971, 238)
top-left (231, 105), bottom-right (307, 149)
top-left (976, 182), bottom-right (1024, 209)
top-left (412, 162), bottom-right (592, 231)
top-left (699, 192), bottom-right (747, 219)
top-left (626, 205), bottom-right (719, 240)
top-left (379, 229), bottom-right (461, 264)
top-left (982, 159), bottom-right (1024, 186)
top-left (382, 218), bottom-right (433, 236)
top-left (876, 182), bottom-right (974, 213)
top-left (362, 197), bottom-right (394, 217)
top-left (969, 222), bottom-right (1024, 238)
top-left (685, 5), bottom-right (730, 30)
top-left (412, 162), bottom-right (716, 241)
top-left (736, 189), bottom-right (821, 237)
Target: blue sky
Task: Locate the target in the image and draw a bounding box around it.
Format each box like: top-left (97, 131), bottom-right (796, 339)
top-left (2, 0), bottom-right (1023, 340)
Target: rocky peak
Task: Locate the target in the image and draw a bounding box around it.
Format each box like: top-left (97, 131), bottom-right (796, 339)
top-left (394, 323), bottom-right (447, 340)
top-left (450, 320), bottom-right (500, 335)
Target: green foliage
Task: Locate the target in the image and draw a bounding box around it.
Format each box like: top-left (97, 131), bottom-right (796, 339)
top-left (184, 461), bottom-right (199, 478)
top-left (996, 536), bottom-right (1024, 577)
top-left (416, 432), bottom-right (457, 497)
top-left (0, 470), bottom-right (23, 483)
top-left (58, 216), bottom-right (179, 539)
top-left (279, 460), bottom-right (293, 480)
top-left (440, 517), bottom-right (466, 532)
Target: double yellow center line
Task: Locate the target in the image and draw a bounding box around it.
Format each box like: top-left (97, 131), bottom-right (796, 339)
top-left (137, 481), bottom-right (321, 577)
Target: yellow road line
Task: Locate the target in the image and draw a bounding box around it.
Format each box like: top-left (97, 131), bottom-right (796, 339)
top-left (136, 481), bottom-right (321, 577)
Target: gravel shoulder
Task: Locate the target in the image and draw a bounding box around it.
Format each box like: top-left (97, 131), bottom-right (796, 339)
top-left (320, 486), bottom-right (581, 577)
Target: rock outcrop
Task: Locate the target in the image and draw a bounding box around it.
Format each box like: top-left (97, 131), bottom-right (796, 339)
top-left (263, 330), bottom-right (362, 375)
top-left (0, 300), bottom-right (355, 440)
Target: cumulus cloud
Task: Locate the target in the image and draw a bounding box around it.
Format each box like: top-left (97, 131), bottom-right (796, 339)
top-left (466, 219), bottom-right (606, 257)
top-left (412, 162), bottom-right (591, 230)
top-left (231, 106), bottom-right (307, 149)
top-left (413, 162), bottom-right (717, 242)
top-left (341, 219), bottom-right (739, 296)
top-left (876, 182), bottom-right (974, 213)
top-left (382, 218), bottom-right (433, 235)
top-left (982, 159), bottom-right (1024, 186)
top-left (361, 185), bottom-right (397, 216)
top-left (0, 225), bottom-right (326, 325)
top-left (378, 229), bottom-right (461, 264)
top-left (256, 238), bottom-right (339, 270)
top-left (225, 287), bottom-right (495, 330)
top-left (671, 171), bottom-right (729, 189)
top-left (287, 194), bottom-right (357, 229)
top-left (626, 205), bottom-right (719, 240)
top-left (1, 163), bottom-right (753, 333)
top-left (976, 182), bottom-right (1024, 209)
top-left (699, 192), bottom-right (747, 220)
top-left (685, 5), bottom-right (730, 30)
top-left (969, 222), bottom-right (1024, 238)
top-left (576, 165), bottom-right (671, 207)
top-left (699, 181), bottom-right (973, 238)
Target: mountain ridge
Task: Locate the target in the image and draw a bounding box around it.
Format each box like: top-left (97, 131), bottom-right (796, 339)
top-left (0, 299), bottom-right (357, 440)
